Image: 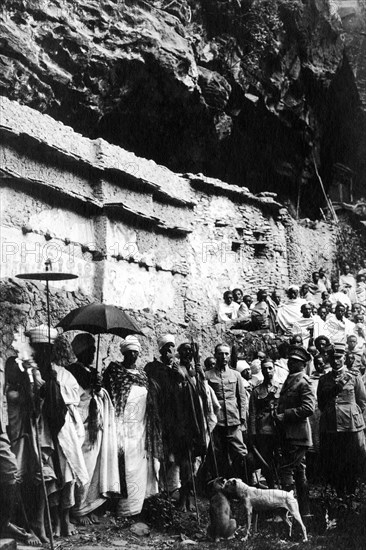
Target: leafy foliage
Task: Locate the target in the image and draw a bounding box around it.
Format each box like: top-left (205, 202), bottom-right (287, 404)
top-left (336, 214), bottom-right (366, 273)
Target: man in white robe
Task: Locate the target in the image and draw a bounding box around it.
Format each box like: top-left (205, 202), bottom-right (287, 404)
top-left (322, 304), bottom-right (355, 344)
top-left (339, 264), bottom-right (357, 304)
top-left (276, 285), bottom-right (307, 335)
top-left (66, 333), bottom-right (120, 524)
top-left (103, 336), bottom-right (161, 517)
top-left (27, 325), bottom-right (89, 537)
top-left (329, 281), bottom-right (352, 310)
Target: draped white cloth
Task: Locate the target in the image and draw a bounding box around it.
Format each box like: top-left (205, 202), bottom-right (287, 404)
top-left (54, 365), bottom-right (89, 487)
top-left (339, 274), bottom-right (357, 303)
top-left (276, 297), bottom-right (307, 334)
top-left (356, 282), bottom-right (366, 307)
top-left (313, 314), bottom-right (326, 339)
top-left (217, 301), bottom-right (239, 322)
top-left (322, 314), bottom-right (355, 344)
top-left (73, 388), bottom-right (120, 517)
top-left (116, 382), bottom-right (159, 516)
top-left (274, 358), bottom-right (289, 387)
top-left (329, 291), bottom-right (351, 310)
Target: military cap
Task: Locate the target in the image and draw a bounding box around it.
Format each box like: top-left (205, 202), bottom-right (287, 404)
top-left (288, 345), bottom-right (311, 363)
top-left (333, 342), bottom-right (346, 358)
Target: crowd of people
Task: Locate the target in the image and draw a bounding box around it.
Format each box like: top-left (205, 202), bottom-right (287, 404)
top-left (1, 263), bottom-right (366, 545)
top-left (218, 264), bottom-right (366, 351)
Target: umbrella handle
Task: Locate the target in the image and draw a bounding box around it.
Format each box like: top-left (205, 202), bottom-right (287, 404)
top-left (45, 260), bottom-right (52, 362)
top-left (96, 334), bottom-right (100, 373)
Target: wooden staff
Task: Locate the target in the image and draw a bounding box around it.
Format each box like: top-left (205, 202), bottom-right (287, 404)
top-left (188, 448), bottom-right (200, 527)
top-left (27, 366), bottom-right (55, 550)
top-left (191, 338), bottom-right (219, 478)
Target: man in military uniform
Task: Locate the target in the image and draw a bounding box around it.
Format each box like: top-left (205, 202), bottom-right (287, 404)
top-left (249, 358), bottom-right (280, 488)
top-left (317, 342), bottom-right (366, 495)
top-left (206, 343), bottom-right (248, 480)
top-left (275, 345), bottom-right (315, 517)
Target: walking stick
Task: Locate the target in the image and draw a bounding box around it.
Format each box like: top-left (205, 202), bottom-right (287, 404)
top-left (188, 448), bottom-right (200, 527)
top-left (219, 368), bottom-right (231, 475)
top-left (34, 413), bottom-right (55, 550)
top-left (160, 448), bottom-right (174, 522)
top-left (191, 339), bottom-right (219, 478)
top-left (28, 369), bottom-right (55, 550)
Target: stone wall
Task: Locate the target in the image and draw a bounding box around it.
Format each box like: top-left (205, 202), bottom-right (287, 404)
top-left (0, 97), bottom-right (338, 366)
top-left (0, 0), bottom-right (354, 215)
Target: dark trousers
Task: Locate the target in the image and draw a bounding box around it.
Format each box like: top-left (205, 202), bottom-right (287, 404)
top-left (279, 441), bottom-right (307, 488)
top-left (320, 430), bottom-right (366, 495)
top-left (211, 425), bottom-right (247, 480)
top-left (253, 434), bottom-right (279, 488)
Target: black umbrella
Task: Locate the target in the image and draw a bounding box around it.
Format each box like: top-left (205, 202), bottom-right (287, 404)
top-left (56, 302), bottom-right (144, 337)
top-left (56, 302), bottom-right (144, 370)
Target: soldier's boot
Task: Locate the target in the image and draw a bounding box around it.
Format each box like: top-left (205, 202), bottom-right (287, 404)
top-left (295, 479), bottom-right (312, 517)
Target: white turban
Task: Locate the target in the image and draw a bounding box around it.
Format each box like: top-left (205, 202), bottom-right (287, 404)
top-left (288, 285), bottom-right (299, 292)
top-left (26, 324), bottom-right (58, 344)
top-left (120, 335), bottom-right (141, 354)
top-left (236, 359), bottom-right (250, 373)
top-left (158, 334), bottom-right (175, 351)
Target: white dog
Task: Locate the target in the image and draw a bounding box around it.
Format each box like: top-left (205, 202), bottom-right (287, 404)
top-left (223, 478), bottom-right (308, 542)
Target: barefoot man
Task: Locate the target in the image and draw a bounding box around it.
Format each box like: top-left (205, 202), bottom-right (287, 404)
top-left (27, 325), bottom-right (89, 537)
top-left (66, 333), bottom-right (120, 525)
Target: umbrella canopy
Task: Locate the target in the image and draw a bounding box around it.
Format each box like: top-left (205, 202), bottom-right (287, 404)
top-left (56, 303), bottom-right (144, 337)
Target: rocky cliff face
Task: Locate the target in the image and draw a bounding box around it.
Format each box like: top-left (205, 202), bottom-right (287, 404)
top-left (0, 0), bottom-right (363, 214)
top-left (334, 0), bottom-right (366, 202)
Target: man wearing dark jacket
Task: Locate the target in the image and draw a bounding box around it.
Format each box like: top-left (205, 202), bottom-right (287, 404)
top-left (276, 345), bottom-right (315, 517)
top-left (249, 358), bottom-right (280, 488)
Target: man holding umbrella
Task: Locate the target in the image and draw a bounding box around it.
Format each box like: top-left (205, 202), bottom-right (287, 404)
top-left (66, 333), bottom-right (120, 525)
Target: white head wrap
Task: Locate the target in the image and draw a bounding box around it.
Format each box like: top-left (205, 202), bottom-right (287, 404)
top-left (288, 284), bottom-right (300, 293)
top-left (120, 335), bottom-right (141, 354)
top-left (158, 334), bottom-right (175, 351)
top-left (236, 359), bottom-right (250, 373)
top-left (26, 324), bottom-right (58, 344)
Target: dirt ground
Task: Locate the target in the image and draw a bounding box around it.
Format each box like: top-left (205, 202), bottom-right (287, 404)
top-left (32, 484), bottom-right (366, 550)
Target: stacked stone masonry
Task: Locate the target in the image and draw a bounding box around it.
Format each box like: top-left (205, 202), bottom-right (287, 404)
top-left (0, 97), bottom-right (338, 364)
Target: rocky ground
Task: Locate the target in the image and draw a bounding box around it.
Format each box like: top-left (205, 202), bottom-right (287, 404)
top-left (15, 484), bottom-right (366, 550)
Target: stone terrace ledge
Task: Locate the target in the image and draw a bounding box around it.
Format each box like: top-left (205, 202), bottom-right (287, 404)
top-left (0, 96), bottom-right (282, 220)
